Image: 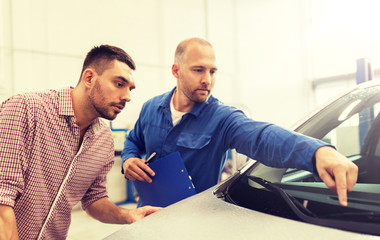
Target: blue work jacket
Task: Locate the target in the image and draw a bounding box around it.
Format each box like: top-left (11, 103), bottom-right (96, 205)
top-left (122, 88), bottom-right (327, 193)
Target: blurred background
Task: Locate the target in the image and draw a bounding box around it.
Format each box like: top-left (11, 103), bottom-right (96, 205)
top-left (2, 0), bottom-right (380, 130)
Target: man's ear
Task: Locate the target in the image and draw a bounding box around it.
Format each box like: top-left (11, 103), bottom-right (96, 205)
top-left (172, 64), bottom-right (180, 78)
top-left (81, 69), bottom-right (96, 88)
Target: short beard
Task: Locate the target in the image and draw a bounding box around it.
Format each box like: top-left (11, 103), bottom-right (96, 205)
top-left (88, 80), bottom-right (116, 120)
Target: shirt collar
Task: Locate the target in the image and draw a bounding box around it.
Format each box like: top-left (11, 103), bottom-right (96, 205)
top-left (159, 87), bottom-right (212, 118)
top-left (58, 87), bottom-right (102, 135)
top-left (58, 87), bottom-right (75, 117)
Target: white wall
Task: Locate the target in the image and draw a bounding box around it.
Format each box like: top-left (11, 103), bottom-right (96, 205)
top-left (6, 0), bottom-right (380, 130)
top-left (0, 0), bottom-right (317, 130)
top-left (234, 0), bottom-right (313, 127)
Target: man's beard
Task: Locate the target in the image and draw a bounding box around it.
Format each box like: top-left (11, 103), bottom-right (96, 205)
top-left (89, 80), bottom-right (117, 120)
top-left (189, 89), bottom-right (210, 103)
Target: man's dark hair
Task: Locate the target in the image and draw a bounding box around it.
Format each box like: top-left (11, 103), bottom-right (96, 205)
top-left (78, 44), bottom-right (136, 84)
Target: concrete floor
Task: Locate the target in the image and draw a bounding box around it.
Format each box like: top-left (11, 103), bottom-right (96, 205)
top-left (67, 203), bottom-right (137, 240)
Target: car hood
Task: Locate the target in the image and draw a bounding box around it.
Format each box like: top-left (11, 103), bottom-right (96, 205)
top-left (104, 186), bottom-right (373, 240)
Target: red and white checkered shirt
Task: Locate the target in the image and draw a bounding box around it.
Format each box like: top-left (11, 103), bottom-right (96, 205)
top-left (0, 88), bottom-right (115, 240)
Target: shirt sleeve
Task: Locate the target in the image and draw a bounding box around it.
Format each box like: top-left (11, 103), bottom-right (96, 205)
top-left (222, 109), bottom-right (328, 173)
top-left (0, 96), bottom-right (32, 207)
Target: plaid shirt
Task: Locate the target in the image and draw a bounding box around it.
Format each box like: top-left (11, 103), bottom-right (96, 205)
top-left (0, 88), bottom-right (115, 240)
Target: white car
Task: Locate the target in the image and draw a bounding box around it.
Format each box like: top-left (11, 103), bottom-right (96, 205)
top-left (105, 80), bottom-right (380, 240)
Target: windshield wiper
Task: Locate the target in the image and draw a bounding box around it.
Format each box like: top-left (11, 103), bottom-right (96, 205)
top-left (323, 211), bottom-right (380, 222)
top-left (247, 176), bottom-right (380, 236)
top-left (247, 176), bottom-right (316, 218)
top-left (214, 159), bottom-right (257, 199)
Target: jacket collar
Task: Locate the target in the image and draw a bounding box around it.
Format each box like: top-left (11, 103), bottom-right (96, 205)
top-left (159, 87), bottom-right (213, 118)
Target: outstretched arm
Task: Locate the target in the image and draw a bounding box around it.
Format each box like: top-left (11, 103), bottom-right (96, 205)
top-left (314, 146), bottom-right (358, 207)
top-left (85, 197), bottom-right (161, 224)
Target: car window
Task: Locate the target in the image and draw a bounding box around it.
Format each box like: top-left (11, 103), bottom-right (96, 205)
top-left (323, 103), bottom-right (380, 158)
top-left (282, 85), bottom-right (380, 184)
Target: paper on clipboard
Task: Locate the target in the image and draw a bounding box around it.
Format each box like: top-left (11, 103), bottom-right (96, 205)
top-left (133, 151), bottom-right (196, 207)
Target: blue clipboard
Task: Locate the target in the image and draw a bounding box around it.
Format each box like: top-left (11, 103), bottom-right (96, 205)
top-left (133, 151), bottom-right (196, 207)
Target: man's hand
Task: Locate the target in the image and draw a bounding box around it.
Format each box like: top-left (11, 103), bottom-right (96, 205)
top-left (86, 198), bottom-right (162, 224)
top-left (315, 146), bottom-right (358, 207)
top-left (123, 206), bottom-right (163, 224)
top-left (123, 157), bottom-right (155, 183)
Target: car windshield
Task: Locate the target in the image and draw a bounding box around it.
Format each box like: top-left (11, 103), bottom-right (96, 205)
top-left (284, 84), bottom-right (380, 184)
top-left (220, 82), bottom-right (380, 236)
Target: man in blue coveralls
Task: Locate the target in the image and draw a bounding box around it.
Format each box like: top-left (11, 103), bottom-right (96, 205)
top-left (121, 38), bottom-right (358, 207)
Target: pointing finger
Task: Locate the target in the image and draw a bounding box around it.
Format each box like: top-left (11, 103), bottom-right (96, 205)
top-left (333, 167), bottom-right (348, 207)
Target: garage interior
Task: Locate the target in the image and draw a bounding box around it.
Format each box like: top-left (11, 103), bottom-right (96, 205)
top-left (1, 0), bottom-right (380, 239)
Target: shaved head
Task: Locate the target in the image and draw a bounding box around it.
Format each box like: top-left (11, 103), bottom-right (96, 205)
top-left (174, 38), bottom-right (213, 65)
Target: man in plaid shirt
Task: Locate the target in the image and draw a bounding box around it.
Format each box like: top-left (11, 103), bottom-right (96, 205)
top-left (0, 45), bottom-right (161, 239)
